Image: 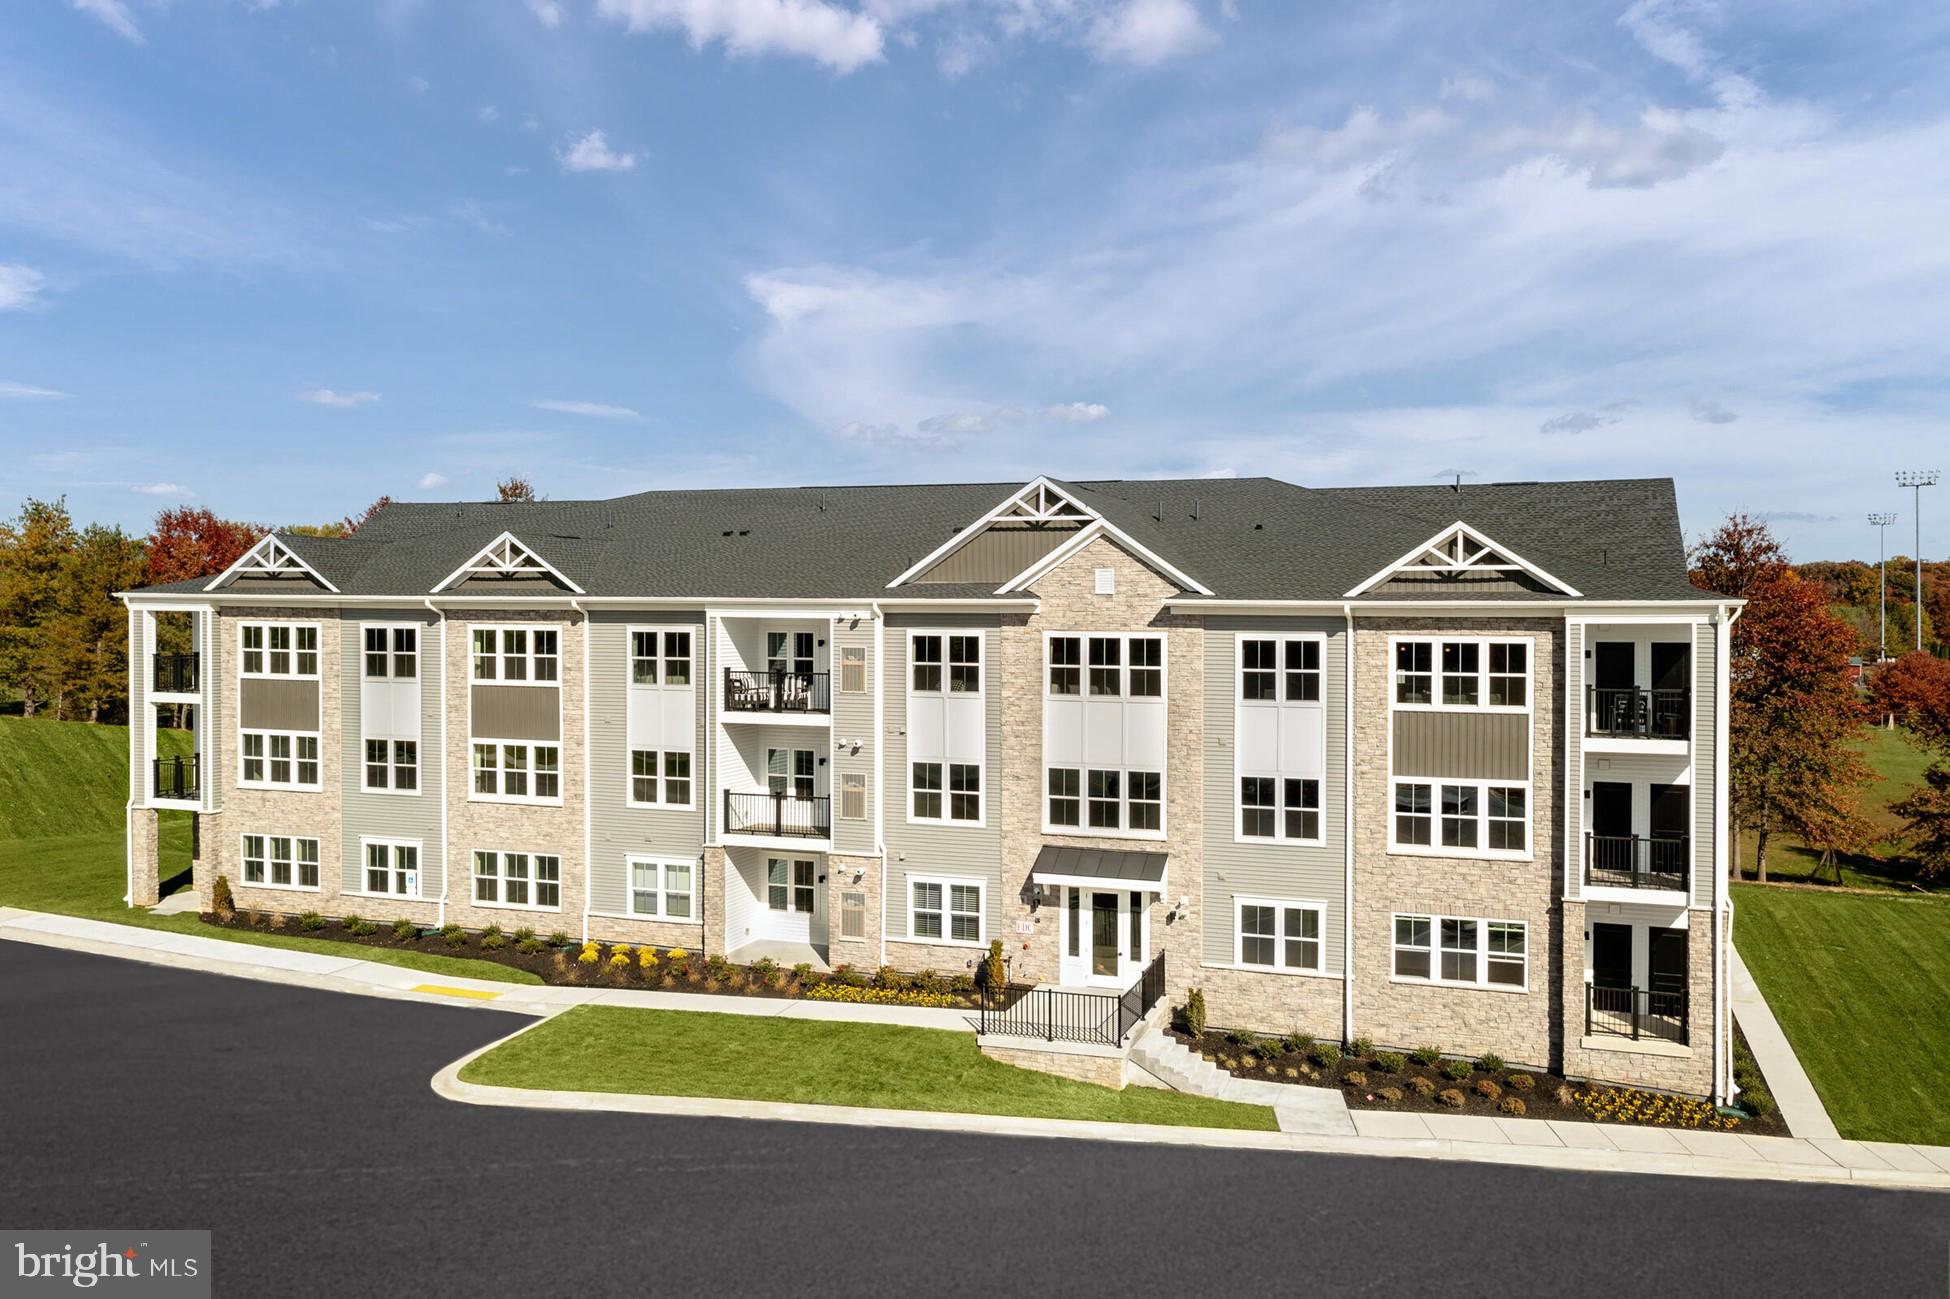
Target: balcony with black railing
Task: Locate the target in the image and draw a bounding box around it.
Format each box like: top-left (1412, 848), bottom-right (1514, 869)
top-left (723, 790), bottom-right (831, 839)
top-left (723, 669), bottom-right (830, 715)
top-left (1585, 832), bottom-right (1689, 892)
top-left (152, 652), bottom-right (199, 695)
top-left (1585, 982), bottom-right (1688, 1046)
top-left (153, 754), bottom-right (199, 802)
top-left (1587, 685), bottom-right (1689, 740)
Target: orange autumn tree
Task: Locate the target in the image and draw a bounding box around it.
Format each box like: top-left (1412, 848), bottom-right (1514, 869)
top-left (1690, 514), bottom-right (1871, 881)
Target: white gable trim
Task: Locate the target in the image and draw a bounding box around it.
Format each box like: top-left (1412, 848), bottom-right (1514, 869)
top-left (994, 517), bottom-right (1215, 597)
top-left (1342, 520), bottom-right (1581, 599)
top-left (431, 531), bottom-right (586, 594)
top-left (886, 476), bottom-right (1096, 588)
top-left (202, 534), bottom-right (340, 594)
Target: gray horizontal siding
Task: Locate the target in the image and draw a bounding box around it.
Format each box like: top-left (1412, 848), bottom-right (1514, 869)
top-left (340, 609), bottom-right (444, 897)
top-left (1391, 711), bottom-right (1529, 782)
top-left (1201, 616), bottom-right (1348, 971)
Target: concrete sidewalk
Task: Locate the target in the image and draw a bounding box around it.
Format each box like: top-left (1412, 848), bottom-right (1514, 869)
top-left (5, 907), bottom-right (1947, 1191)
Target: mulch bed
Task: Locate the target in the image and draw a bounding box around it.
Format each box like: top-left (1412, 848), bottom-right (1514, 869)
top-left (1171, 1027), bottom-right (1789, 1137)
top-left (199, 910), bottom-right (1024, 1009)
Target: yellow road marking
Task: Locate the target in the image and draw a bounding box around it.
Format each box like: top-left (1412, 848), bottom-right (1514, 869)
top-left (411, 983), bottom-right (503, 1001)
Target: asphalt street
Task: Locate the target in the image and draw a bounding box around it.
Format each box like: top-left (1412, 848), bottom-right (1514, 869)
top-left (0, 943), bottom-right (1943, 1297)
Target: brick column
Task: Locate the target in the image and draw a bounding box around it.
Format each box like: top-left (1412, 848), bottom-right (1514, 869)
top-left (129, 809), bottom-right (161, 907)
top-left (701, 846), bottom-right (728, 957)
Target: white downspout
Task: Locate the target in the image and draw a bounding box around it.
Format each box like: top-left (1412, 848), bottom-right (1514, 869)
top-left (1715, 601), bottom-right (1740, 1103)
top-left (124, 600), bottom-right (139, 907)
top-left (872, 599), bottom-right (888, 968)
top-left (572, 599), bottom-right (591, 946)
top-left (1342, 602), bottom-right (1356, 1045)
top-left (426, 600), bottom-right (449, 929)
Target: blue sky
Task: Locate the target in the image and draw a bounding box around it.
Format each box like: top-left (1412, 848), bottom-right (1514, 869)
top-left (4, 0), bottom-right (1948, 561)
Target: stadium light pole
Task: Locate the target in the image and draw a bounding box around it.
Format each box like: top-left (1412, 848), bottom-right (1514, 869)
top-left (1895, 471), bottom-right (1938, 651)
top-left (1868, 512), bottom-right (1897, 658)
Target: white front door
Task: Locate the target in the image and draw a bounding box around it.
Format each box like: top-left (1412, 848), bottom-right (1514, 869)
top-left (762, 855), bottom-right (823, 943)
top-left (1057, 887), bottom-right (1147, 987)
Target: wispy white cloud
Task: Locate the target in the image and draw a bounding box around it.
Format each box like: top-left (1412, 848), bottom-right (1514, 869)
top-left (417, 471), bottom-right (449, 489)
top-left (594, 0), bottom-right (885, 74)
top-left (557, 129), bottom-right (636, 173)
top-left (131, 482), bottom-right (193, 498)
top-left (0, 380), bottom-right (68, 399)
top-left (478, 105), bottom-right (501, 124)
top-left (71, 0), bottom-right (143, 44)
top-left (1087, 0), bottom-right (1216, 67)
top-left (528, 398), bottom-right (641, 419)
top-left (526, 0), bottom-right (564, 29)
top-left (1043, 401), bottom-right (1110, 423)
top-left (0, 265), bottom-right (46, 312)
top-left (296, 387), bottom-right (382, 408)
top-left (1689, 397), bottom-right (1738, 424)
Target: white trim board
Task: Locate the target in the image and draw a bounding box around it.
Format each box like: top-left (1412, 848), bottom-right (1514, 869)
top-left (1344, 521), bottom-right (1581, 599)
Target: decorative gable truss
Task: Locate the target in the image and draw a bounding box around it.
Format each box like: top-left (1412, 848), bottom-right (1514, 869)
top-left (1344, 521), bottom-right (1581, 598)
top-left (432, 531), bottom-right (585, 594)
top-left (203, 534), bottom-right (340, 593)
top-left (889, 476), bottom-right (1213, 596)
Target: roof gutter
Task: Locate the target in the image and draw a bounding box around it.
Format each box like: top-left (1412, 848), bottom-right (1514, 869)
top-left (1166, 598), bottom-right (1742, 615)
top-left (116, 591), bottom-right (1039, 613)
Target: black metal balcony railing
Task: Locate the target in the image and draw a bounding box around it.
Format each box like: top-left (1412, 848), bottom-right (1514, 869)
top-left (1586, 983), bottom-right (1688, 1046)
top-left (152, 652), bottom-right (198, 694)
top-left (1585, 832), bottom-right (1689, 891)
top-left (1588, 685), bottom-right (1689, 740)
top-left (979, 952), bottom-right (1167, 1047)
top-left (723, 669), bottom-right (830, 715)
top-left (723, 790), bottom-right (831, 839)
top-left (152, 754), bottom-right (199, 802)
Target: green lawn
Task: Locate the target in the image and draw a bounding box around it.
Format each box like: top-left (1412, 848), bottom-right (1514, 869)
top-left (462, 1005), bottom-right (1279, 1131)
top-left (0, 714), bottom-right (191, 840)
top-left (1734, 883), bottom-right (1950, 1145)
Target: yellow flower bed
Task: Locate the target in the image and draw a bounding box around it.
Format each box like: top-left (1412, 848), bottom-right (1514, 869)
top-left (1574, 1086), bottom-right (1740, 1131)
top-left (803, 984), bottom-right (960, 1008)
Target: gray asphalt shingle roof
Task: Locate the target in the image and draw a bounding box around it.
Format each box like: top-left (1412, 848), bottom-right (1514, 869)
top-left (133, 475), bottom-right (1705, 603)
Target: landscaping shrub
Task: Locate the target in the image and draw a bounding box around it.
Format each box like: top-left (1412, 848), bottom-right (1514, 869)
top-left (1410, 1076), bottom-right (1437, 1098)
top-left (1228, 1026), bottom-right (1256, 1045)
top-left (985, 939), bottom-right (1006, 991)
top-left (245, 908), bottom-right (265, 928)
top-left (480, 930), bottom-right (506, 950)
top-left (513, 927), bottom-right (535, 943)
top-left (1474, 1052), bottom-right (1505, 1074)
top-left (1285, 1032), bottom-right (1314, 1057)
top-left (1377, 1086), bottom-right (1404, 1103)
top-left (1574, 1086), bottom-right (1739, 1131)
top-left (577, 942), bottom-right (599, 965)
top-left (1410, 1045), bottom-right (1441, 1066)
top-left (298, 911), bottom-right (326, 931)
top-left (1441, 1058), bottom-right (1473, 1082)
top-left (872, 965), bottom-right (908, 991)
top-left (804, 983), bottom-right (957, 1008)
top-left (1507, 1072), bottom-right (1535, 1092)
top-left (791, 962), bottom-right (814, 986)
top-left (1740, 1084), bottom-right (1776, 1118)
top-left (1311, 1042), bottom-right (1342, 1068)
top-left (705, 954), bottom-right (731, 982)
top-left (513, 935), bottom-right (542, 955)
top-left (1181, 987), bottom-right (1207, 1037)
top-left (548, 931), bottom-right (571, 948)
top-left (1553, 1084), bottom-right (1576, 1107)
top-left (913, 968), bottom-right (949, 996)
top-left (1499, 1096), bottom-right (1527, 1117)
top-left (751, 957), bottom-right (781, 988)
top-left (639, 948), bottom-right (659, 973)
top-left (1372, 1051), bottom-right (1405, 1075)
top-left (829, 963), bottom-right (867, 988)
top-left (1474, 1079), bottom-right (1501, 1101)
top-left (1239, 1053), bottom-right (1259, 1070)
top-left (949, 973), bottom-right (975, 993)
top-left (267, 912), bottom-right (286, 929)
top-left (666, 951), bottom-right (695, 980)
top-left (1344, 1071), bottom-right (1368, 1089)
top-left (1349, 1036), bottom-right (1374, 1059)
top-left (211, 874), bottom-right (235, 922)
top-left (347, 917), bottom-right (377, 937)
top-left (1437, 1088), bottom-right (1465, 1109)
top-left (392, 918), bottom-right (418, 941)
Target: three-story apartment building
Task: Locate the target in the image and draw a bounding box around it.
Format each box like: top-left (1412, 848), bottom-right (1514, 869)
top-left (121, 475), bottom-right (1738, 1098)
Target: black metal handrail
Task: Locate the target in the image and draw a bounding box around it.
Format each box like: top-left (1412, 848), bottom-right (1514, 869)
top-left (1585, 832), bottom-right (1689, 891)
top-left (153, 754), bottom-right (199, 801)
top-left (1588, 685), bottom-right (1689, 739)
top-left (978, 951), bottom-right (1166, 1046)
top-left (724, 669), bottom-right (830, 714)
top-left (152, 652), bottom-right (198, 694)
top-left (722, 790), bottom-right (830, 838)
top-left (1585, 982), bottom-right (1688, 1045)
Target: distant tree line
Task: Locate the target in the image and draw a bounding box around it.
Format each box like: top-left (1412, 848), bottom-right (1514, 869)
top-left (1797, 557), bottom-right (1946, 657)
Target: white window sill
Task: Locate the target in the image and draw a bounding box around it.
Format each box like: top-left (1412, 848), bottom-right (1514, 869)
top-left (1040, 824), bottom-right (1168, 842)
top-left (1386, 845), bottom-right (1534, 864)
top-left (1203, 961), bottom-right (1340, 980)
top-left (895, 935), bottom-right (987, 949)
top-left (1233, 833), bottom-right (1328, 849)
top-left (350, 890), bottom-right (430, 902)
top-left (238, 880), bottom-right (320, 893)
top-left (470, 899), bottom-right (563, 913)
top-left (361, 785), bottom-right (423, 798)
top-left (1389, 975), bottom-right (1529, 995)
top-left (625, 800), bottom-right (697, 813)
top-left (906, 816), bottom-right (988, 830)
top-left (1390, 703), bottom-right (1531, 715)
top-left (467, 795), bottom-right (566, 808)
top-left (237, 783), bottom-right (325, 794)
top-left (612, 910), bottom-right (703, 926)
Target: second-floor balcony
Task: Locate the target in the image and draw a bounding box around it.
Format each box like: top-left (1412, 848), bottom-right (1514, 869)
top-left (724, 669), bottom-right (830, 715)
top-left (1585, 832), bottom-right (1689, 892)
top-left (153, 754), bottom-right (199, 802)
top-left (1587, 685), bottom-right (1689, 741)
top-left (152, 652), bottom-right (199, 695)
top-left (723, 790), bottom-right (830, 840)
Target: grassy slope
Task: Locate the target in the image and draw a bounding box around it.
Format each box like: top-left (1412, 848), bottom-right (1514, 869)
top-left (0, 715), bottom-right (539, 985)
top-left (462, 1006), bottom-right (1278, 1131)
top-left (1738, 725), bottom-right (1939, 891)
top-left (1734, 884), bottom-right (1950, 1145)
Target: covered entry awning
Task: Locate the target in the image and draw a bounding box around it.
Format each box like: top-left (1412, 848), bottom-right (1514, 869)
top-left (1030, 845), bottom-right (1169, 895)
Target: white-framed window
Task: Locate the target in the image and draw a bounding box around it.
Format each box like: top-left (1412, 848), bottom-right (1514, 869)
top-left (769, 747), bottom-right (816, 800)
top-left (910, 632), bottom-right (981, 694)
top-left (362, 839), bottom-right (422, 897)
top-left (1389, 779), bottom-right (1529, 857)
top-left (766, 857), bottom-right (815, 913)
top-left (1239, 637), bottom-right (1318, 702)
top-left (471, 742), bottom-right (562, 804)
top-left (239, 622), bottom-right (320, 679)
top-left (1392, 913), bottom-right (1527, 990)
top-left (1235, 898), bottom-right (1324, 973)
top-left (473, 850), bottom-right (561, 910)
top-left (910, 875), bottom-right (984, 944)
top-left (1043, 765), bottom-right (1163, 835)
top-left (363, 739), bottom-right (419, 793)
top-left (362, 625), bottom-right (419, 680)
top-left (1045, 634), bottom-right (1164, 702)
top-left (239, 833), bottom-right (319, 890)
top-left (629, 629), bottom-right (692, 686)
top-left (1047, 767), bottom-right (1081, 826)
top-left (626, 856), bottom-right (695, 920)
top-left (1239, 775), bottom-right (1321, 843)
top-left (470, 625), bottom-right (561, 684)
top-left (627, 749), bottom-right (693, 808)
top-left (240, 730), bottom-right (321, 791)
top-left (839, 771), bottom-right (868, 821)
top-left (1392, 637), bottom-right (1530, 711)
top-left (839, 645), bottom-right (867, 694)
top-left (911, 761), bottom-right (981, 823)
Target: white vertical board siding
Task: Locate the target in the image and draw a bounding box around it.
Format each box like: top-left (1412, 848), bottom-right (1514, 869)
top-left (1200, 616), bottom-right (1347, 971)
top-left (339, 609), bottom-right (444, 896)
top-left (129, 610), bottom-right (150, 806)
top-left (587, 612), bottom-right (707, 917)
top-left (883, 612), bottom-right (1002, 941)
top-left (1564, 619), bottom-right (1584, 901)
top-left (1692, 622), bottom-right (1717, 909)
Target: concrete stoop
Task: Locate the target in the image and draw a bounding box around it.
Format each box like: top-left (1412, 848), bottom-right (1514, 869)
top-left (1126, 1022), bottom-right (1357, 1136)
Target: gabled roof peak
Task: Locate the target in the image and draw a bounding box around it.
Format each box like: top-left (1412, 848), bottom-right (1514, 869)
top-left (431, 530), bottom-right (585, 594)
top-left (1343, 519), bottom-right (1582, 599)
top-left (203, 532), bottom-right (340, 594)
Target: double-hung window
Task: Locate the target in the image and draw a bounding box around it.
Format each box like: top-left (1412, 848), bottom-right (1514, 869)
top-left (911, 761), bottom-right (979, 823)
top-left (1240, 776), bottom-right (1321, 842)
top-left (363, 840), bottom-right (421, 897)
top-left (1236, 634), bottom-right (1326, 844)
top-left (1236, 898), bottom-right (1323, 973)
top-left (1390, 780), bottom-right (1527, 855)
top-left (1045, 633), bottom-right (1166, 837)
top-left (1393, 637), bottom-right (1529, 711)
top-left (627, 857), bottom-right (695, 920)
top-left (767, 858), bottom-right (815, 913)
top-left (239, 621), bottom-right (322, 792)
top-left (474, 851), bottom-right (561, 909)
top-left (240, 834), bottom-right (319, 890)
top-left (630, 629), bottom-right (692, 685)
top-left (472, 742), bottom-right (562, 804)
top-left (240, 731), bottom-right (320, 791)
top-left (363, 626), bottom-right (418, 680)
top-left (628, 749), bottom-right (693, 808)
top-left (471, 626), bottom-right (560, 683)
top-left (364, 739), bottom-right (419, 792)
top-left (1243, 637), bottom-right (1319, 703)
top-left (911, 877), bottom-right (983, 943)
top-left (1392, 913), bottom-right (1527, 989)
top-left (241, 622), bottom-right (319, 679)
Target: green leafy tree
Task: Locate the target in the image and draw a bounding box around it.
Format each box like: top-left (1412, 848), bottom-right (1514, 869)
top-left (1890, 766), bottom-right (1950, 881)
top-left (0, 498), bottom-right (79, 717)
